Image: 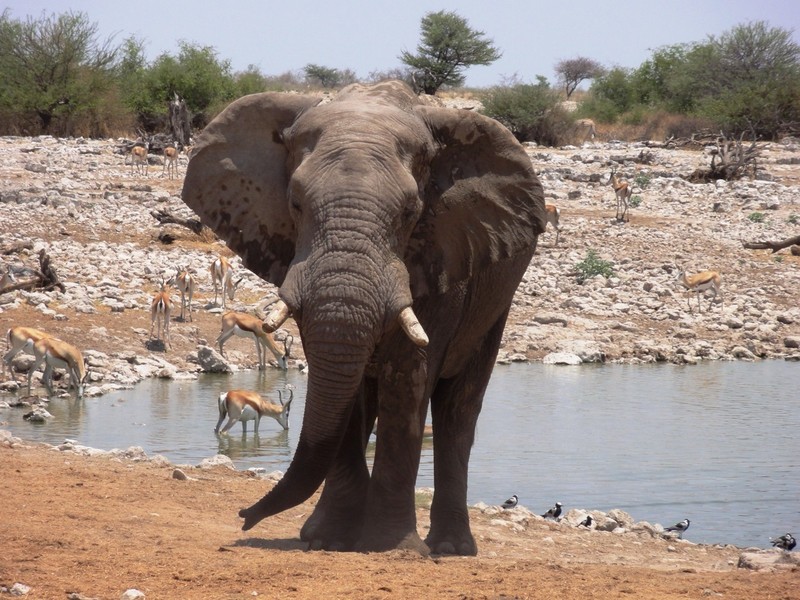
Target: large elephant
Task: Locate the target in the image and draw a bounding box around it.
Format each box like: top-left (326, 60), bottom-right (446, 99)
top-left (182, 80), bottom-right (545, 555)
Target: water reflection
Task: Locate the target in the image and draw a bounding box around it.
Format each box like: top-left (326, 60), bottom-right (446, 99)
top-left (2, 360), bottom-right (798, 549)
top-left (216, 429), bottom-right (292, 462)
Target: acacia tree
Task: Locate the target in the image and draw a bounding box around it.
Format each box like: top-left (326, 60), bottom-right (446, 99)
top-left (400, 10), bottom-right (501, 95)
top-left (304, 64), bottom-right (340, 88)
top-left (0, 10), bottom-right (117, 134)
top-left (554, 56), bottom-right (605, 99)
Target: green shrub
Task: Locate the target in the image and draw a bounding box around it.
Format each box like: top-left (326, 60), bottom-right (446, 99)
top-left (629, 195), bottom-right (643, 208)
top-left (575, 250), bottom-right (614, 283)
top-left (481, 77), bottom-right (565, 145)
top-left (748, 212), bottom-right (767, 223)
top-left (788, 213), bottom-right (799, 225)
top-left (633, 173), bottom-right (651, 189)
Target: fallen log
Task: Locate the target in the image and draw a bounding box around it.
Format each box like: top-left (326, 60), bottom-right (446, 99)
top-left (742, 234), bottom-right (800, 253)
top-left (150, 209), bottom-right (205, 235)
top-left (1, 241), bottom-right (34, 255)
top-left (0, 276), bottom-right (43, 294)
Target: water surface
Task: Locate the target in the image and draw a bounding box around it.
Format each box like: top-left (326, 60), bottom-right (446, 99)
top-left (3, 360), bottom-right (797, 549)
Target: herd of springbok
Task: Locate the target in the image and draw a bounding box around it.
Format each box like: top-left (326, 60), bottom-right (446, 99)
top-left (5, 252), bottom-right (294, 433)
top-left (1, 133), bottom-right (724, 426)
top-left (127, 139), bottom-right (189, 180)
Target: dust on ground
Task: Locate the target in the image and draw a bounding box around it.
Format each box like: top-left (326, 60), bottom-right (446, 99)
top-left (1, 442), bottom-right (797, 600)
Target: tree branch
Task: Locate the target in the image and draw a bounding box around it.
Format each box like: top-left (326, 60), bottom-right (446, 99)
top-left (742, 234), bottom-right (800, 253)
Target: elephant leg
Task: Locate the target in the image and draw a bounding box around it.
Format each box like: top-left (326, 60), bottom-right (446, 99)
top-left (300, 381), bottom-right (375, 550)
top-left (357, 355), bottom-right (429, 554)
top-left (425, 310), bottom-right (510, 556)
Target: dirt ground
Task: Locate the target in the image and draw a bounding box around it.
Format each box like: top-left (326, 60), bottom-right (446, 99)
top-left (0, 443), bottom-right (796, 600)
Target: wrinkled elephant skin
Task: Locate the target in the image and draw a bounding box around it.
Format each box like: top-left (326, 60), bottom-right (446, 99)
top-left (182, 81), bottom-right (546, 555)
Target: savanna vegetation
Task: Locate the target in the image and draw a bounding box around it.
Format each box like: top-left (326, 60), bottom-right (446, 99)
top-left (1, 9), bottom-right (798, 148)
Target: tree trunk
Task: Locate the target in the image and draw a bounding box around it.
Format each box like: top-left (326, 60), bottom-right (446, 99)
top-left (169, 93), bottom-right (192, 149)
top-left (742, 234), bottom-right (800, 253)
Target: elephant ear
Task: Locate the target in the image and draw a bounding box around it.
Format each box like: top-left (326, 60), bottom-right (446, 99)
top-left (181, 92), bottom-right (322, 285)
top-left (408, 106), bottom-right (546, 297)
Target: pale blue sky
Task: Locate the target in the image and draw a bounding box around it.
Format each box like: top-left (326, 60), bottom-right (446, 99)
top-left (4, 1), bottom-right (799, 88)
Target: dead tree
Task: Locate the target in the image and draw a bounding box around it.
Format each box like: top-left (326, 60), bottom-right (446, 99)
top-left (37, 249), bottom-right (65, 292)
top-left (169, 93), bottom-right (192, 149)
top-left (742, 234), bottom-right (800, 255)
top-left (0, 249), bottom-right (64, 294)
top-left (688, 131), bottom-right (761, 182)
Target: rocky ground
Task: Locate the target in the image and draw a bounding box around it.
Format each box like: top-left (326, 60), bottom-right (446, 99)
top-left (1, 130), bottom-right (799, 598)
top-left (2, 132), bottom-right (800, 397)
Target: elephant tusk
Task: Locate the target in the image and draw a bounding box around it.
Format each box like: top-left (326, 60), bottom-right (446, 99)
top-left (398, 307), bottom-right (429, 347)
top-left (262, 300), bottom-right (290, 332)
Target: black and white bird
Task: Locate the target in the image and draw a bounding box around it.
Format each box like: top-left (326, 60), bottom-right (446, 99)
top-left (664, 519), bottom-right (691, 537)
top-left (578, 514), bottom-right (593, 528)
top-left (501, 494), bottom-right (518, 510)
top-left (770, 533), bottom-right (796, 551)
top-left (542, 501), bottom-right (563, 520)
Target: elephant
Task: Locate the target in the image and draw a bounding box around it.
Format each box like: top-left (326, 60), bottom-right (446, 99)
top-left (181, 80), bottom-right (546, 555)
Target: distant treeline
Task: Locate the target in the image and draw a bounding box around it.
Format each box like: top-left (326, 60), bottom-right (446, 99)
top-left (1, 11), bottom-right (798, 142)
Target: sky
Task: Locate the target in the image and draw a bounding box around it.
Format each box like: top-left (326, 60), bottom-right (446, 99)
top-left (4, 1), bottom-right (800, 88)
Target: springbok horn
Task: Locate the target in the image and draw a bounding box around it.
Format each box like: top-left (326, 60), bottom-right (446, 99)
top-left (398, 306), bottom-right (429, 347)
top-left (262, 300), bottom-right (290, 332)
top-left (283, 334), bottom-right (294, 358)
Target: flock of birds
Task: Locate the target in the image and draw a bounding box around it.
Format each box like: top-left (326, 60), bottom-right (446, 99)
top-left (500, 495), bottom-right (795, 550)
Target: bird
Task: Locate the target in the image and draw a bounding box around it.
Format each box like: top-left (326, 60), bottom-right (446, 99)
top-left (578, 515), bottom-right (593, 528)
top-left (542, 502), bottom-right (562, 519)
top-left (501, 494), bottom-right (518, 510)
top-left (664, 519), bottom-right (691, 537)
top-left (770, 533), bottom-right (796, 551)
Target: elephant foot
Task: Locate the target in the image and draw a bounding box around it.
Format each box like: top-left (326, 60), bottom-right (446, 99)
top-left (300, 505), bottom-right (362, 551)
top-left (425, 529), bottom-right (477, 556)
top-left (355, 530), bottom-right (431, 556)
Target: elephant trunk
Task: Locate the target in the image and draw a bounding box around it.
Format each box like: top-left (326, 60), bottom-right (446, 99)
top-left (240, 258), bottom-right (385, 530)
top-left (240, 243), bottom-right (427, 532)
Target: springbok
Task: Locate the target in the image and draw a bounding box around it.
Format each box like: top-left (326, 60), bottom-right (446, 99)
top-left (130, 138), bottom-right (150, 176)
top-left (27, 336), bottom-right (86, 397)
top-left (3, 326), bottom-right (50, 380)
top-left (210, 256), bottom-right (242, 309)
top-left (215, 387), bottom-right (294, 434)
top-left (676, 268), bottom-right (723, 312)
top-left (216, 311), bottom-right (292, 370)
top-left (544, 204), bottom-right (561, 245)
top-left (174, 267), bottom-right (194, 322)
top-left (150, 278), bottom-right (172, 348)
top-left (608, 167), bottom-right (632, 222)
top-left (163, 144), bottom-right (179, 179)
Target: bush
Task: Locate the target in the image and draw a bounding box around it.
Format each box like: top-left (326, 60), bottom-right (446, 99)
top-left (788, 213), bottom-right (799, 225)
top-left (748, 212), bottom-right (767, 223)
top-left (633, 173), bottom-right (651, 189)
top-left (575, 250), bottom-right (614, 283)
top-left (629, 195), bottom-right (643, 208)
top-left (481, 78), bottom-right (566, 145)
